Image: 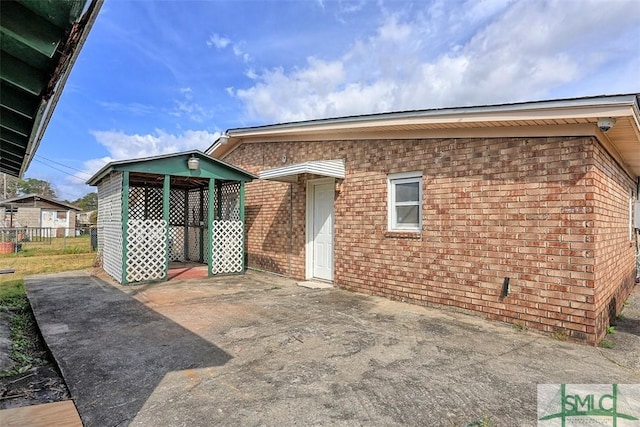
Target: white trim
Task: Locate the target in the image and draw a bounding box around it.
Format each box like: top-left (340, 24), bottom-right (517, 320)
top-left (222, 95), bottom-right (639, 138)
top-left (630, 189), bottom-right (635, 241)
top-left (306, 178), bottom-right (335, 281)
top-left (387, 172), bottom-right (423, 231)
top-left (260, 159), bottom-right (345, 182)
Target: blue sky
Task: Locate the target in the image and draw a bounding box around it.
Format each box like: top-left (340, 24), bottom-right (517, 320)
top-left (28, 0), bottom-right (640, 201)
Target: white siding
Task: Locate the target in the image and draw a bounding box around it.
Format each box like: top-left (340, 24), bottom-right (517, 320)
top-left (97, 172), bottom-right (123, 283)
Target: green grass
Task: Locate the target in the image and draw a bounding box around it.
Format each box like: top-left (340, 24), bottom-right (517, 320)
top-left (464, 415), bottom-right (495, 427)
top-left (4, 235), bottom-right (92, 257)
top-left (0, 252), bottom-right (96, 286)
top-left (0, 280), bottom-right (47, 376)
top-left (0, 240), bottom-right (97, 377)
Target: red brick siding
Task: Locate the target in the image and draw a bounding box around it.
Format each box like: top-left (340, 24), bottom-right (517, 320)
top-left (591, 140), bottom-right (637, 343)
top-left (225, 136), bottom-right (637, 344)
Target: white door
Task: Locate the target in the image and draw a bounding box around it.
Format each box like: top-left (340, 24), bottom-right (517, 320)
top-left (312, 182), bottom-right (334, 281)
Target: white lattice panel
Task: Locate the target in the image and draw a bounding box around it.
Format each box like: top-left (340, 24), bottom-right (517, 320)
top-left (211, 220), bottom-right (243, 274)
top-left (103, 222), bottom-right (123, 282)
top-left (187, 227), bottom-right (201, 261)
top-left (168, 226), bottom-right (185, 261)
top-left (97, 172), bottom-right (123, 282)
top-left (126, 219), bottom-right (167, 283)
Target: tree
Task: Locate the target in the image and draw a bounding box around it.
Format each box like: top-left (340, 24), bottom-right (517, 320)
top-left (19, 178), bottom-right (57, 199)
top-left (1, 174), bottom-right (21, 199)
top-left (73, 192), bottom-right (97, 211)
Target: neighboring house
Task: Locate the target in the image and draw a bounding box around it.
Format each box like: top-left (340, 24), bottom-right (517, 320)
top-left (77, 210), bottom-right (97, 227)
top-left (208, 93), bottom-right (640, 345)
top-left (0, 194), bottom-right (81, 236)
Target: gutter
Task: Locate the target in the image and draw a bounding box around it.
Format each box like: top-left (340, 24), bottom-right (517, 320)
top-left (223, 93), bottom-right (640, 136)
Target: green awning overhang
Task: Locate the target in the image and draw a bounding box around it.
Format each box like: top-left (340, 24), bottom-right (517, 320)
top-left (0, 0), bottom-right (103, 177)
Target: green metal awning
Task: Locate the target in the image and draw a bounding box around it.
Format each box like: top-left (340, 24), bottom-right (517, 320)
top-left (0, 0), bottom-right (102, 177)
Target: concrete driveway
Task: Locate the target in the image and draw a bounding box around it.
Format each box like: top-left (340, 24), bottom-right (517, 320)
top-left (26, 270), bottom-right (640, 426)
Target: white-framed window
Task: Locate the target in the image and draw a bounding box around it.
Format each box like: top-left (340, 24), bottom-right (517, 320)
top-left (388, 172), bottom-right (422, 231)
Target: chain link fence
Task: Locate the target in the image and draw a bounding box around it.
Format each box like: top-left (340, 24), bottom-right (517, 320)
top-left (0, 227), bottom-right (97, 255)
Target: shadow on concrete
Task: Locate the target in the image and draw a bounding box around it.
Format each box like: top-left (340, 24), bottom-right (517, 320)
top-left (26, 272), bottom-right (231, 427)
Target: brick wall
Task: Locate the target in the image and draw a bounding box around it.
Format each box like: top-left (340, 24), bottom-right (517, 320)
top-left (591, 141), bottom-right (637, 342)
top-left (225, 136), bottom-right (637, 344)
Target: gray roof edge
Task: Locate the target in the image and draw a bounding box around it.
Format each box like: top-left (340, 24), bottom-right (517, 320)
top-left (0, 194), bottom-right (81, 211)
top-left (224, 93), bottom-right (640, 136)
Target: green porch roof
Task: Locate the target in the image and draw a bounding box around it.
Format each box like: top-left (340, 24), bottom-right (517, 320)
top-left (86, 150), bottom-right (257, 187)
top-left (0, 0), bottom-right (103, 177)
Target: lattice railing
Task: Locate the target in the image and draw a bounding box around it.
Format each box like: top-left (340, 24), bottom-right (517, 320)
top-left (126, 219), bottom-right (167, 283)
top-left (211, 220), bottom-right (243, 274)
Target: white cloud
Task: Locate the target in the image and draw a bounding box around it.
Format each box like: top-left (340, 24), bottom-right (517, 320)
top-left (234, 0), bottom-right (640, 123)
top-left (98, 101), bottom-right (156, 116)
top-left (207, 33), bottom-right (251, 63)
top-left (170, 88), bottom-right (215, 123)
top-left (90, 129), bottom-right (217, 160)
top-left (206, 33), bottom-right (231, 49)
top-left (64, 129), bottom-right (220, 198)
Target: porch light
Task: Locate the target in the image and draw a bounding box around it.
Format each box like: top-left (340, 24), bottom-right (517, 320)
top-left (219, 133), bottom-right (230, 144)
top-left (187, 155), bottom-right (200, 170)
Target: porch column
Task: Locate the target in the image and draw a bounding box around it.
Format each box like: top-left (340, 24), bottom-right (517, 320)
top-left (239, 181), bottom-right (246, 272)
top-left (121, 171), bottom-right (129, 285)
top-left (183, 189), bottom-right (189, 261)
top-left (207, 178), bottom-right (215, 276)
top-left (163, 175), bottom-right (170, 280)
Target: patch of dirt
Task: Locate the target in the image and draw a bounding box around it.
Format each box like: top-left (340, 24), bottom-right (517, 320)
top-left (0, 307), bottom-right (71, 410)
top-left (0, 364), bottom-right (70, 409)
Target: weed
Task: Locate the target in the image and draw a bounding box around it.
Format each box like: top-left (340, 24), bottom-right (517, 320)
top-left (267, 285), bottom-right (281, 290)
top-left (599, 340), bottom-right (616, 349)
top-left (464, 415), bottom-right (495, 427)
top-left (551, 330), bottom-right (569, 341)
top-left (606, 325), bottom-right (616, 335)
top-left (0, 280), bottom-right (26, 308)
top-left (0, 281), bottom-right (47, 377)
top-left (513, 322), bottom-right (528, 331)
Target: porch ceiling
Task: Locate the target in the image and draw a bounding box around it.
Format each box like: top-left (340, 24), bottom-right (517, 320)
top-left (0, 0), bottom-right (102, 177)
top-left (128, 172), bottom-right (211, 190)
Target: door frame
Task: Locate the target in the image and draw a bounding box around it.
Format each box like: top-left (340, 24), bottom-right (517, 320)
top-left (305, 177), bottom-right (335, 281)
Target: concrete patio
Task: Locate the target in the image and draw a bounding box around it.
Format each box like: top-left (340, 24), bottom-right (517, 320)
top-left (26, 270), bottom-right (640, 426)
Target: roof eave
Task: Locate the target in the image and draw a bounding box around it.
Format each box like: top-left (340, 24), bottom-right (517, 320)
top-left (19, 0), bottom-right (104, 178)
top-left (208, 93), bottom-right (640, 163)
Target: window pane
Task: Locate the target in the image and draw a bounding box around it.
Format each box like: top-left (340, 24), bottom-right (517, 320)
top-left (395, 182), bottom-right (419, 202)
top-left (396, 205), bottom-right (419, 225)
